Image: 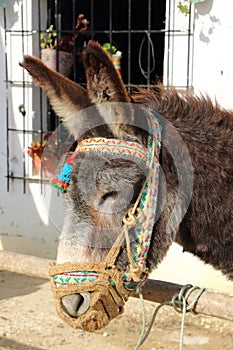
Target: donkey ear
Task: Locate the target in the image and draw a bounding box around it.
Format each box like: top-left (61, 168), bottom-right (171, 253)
top-left (20, 56), bottom-right (95, 138)
top-left (82, 41), bottom-right (135, 139)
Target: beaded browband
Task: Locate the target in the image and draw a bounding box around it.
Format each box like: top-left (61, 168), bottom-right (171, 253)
top-left (49, 112), bottom-right (162, 331)
top-left (50, 138), bottom-right (149, 192)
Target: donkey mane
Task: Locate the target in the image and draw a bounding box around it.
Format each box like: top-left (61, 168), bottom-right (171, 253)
top-left (135, 85), bottom-right (233, 170)
top-left (134, 86), bottom-right (233, 279)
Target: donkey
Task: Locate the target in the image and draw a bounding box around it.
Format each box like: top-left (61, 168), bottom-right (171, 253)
top-left (20, 41), bottom-right (233, 328)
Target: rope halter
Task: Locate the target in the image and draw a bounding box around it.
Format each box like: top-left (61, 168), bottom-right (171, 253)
top-left (49, 112), bottom-right (162, 332)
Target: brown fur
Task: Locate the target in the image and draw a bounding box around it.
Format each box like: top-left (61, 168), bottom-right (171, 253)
top-left (134, 86), bottom-right (233, 278)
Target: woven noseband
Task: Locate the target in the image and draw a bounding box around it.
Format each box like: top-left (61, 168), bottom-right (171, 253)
top-left (49, 113), bottom-right (161, 331)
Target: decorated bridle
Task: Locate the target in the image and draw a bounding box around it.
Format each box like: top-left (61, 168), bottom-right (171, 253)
top-left (48, 112), bottom-right (161, 332)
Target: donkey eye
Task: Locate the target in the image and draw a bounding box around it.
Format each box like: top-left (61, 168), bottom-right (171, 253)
top-left (99, 191), bottom-right (118, 205)
top-left (102, 191), bottom-right (118, 201)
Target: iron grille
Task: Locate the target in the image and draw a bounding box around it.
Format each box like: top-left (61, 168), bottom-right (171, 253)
top-left (2, 0), bottom-right (193, 192)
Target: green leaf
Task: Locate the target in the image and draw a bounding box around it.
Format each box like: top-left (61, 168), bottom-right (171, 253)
top-left (102, 42), bottom-right (117, 55)
top-left (177, 1), bottom-right (190, 15)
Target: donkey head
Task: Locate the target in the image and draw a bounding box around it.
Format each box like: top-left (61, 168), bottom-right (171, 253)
top-left (20, 42), bottom-right (174, 327)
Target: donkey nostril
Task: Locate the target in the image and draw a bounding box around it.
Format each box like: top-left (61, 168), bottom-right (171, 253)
top-left (61, 292), bottom-right (91, 317)
top-left (61, 294), bottom-right (82, 317)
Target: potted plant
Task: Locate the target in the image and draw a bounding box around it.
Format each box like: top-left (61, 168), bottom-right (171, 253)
top-left (40, 14), bottom-right (90, 77)
top-left (40, 25), bottom-right (74, 77)
top-left (102, 43), bottom-right (122, 75)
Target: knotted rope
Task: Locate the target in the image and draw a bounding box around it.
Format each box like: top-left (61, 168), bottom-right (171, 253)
top-left (134, 284), bottom-right (206, 350)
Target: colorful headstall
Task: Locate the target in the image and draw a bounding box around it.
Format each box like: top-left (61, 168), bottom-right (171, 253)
top-left (49, 112), bottom-right (162, 332)
top-left (50, 138), bottom-right (149, 192)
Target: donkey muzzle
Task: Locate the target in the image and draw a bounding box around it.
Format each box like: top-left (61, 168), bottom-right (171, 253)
top-left (49, 262), bottom-right (129, 332)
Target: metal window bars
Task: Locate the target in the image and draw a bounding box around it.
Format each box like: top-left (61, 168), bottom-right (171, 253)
top-left (2, 0), bottom-right (193, 192)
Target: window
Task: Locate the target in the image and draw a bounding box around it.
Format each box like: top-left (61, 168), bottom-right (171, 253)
top-left (2, 0), bottom-right (193, 192)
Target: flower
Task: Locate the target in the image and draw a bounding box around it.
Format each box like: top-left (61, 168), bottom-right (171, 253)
top-left (27, 132), bottom-right (54, 159)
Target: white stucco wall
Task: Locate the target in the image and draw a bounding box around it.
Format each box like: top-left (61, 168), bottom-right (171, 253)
top-left (193, 0), bottom-right (233, 109)
top-left (0, 0), bottom-right (62, 259)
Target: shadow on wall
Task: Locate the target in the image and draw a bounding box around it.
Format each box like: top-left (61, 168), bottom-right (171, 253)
top-left (194, 0), bottom-right (220, 44)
